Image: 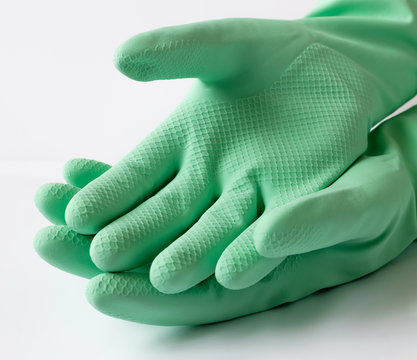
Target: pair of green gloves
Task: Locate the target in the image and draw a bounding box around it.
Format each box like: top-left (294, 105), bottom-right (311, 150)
top-left (34, 0), bottom-right (417, 325)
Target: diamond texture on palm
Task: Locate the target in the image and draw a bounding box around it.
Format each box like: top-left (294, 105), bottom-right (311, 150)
top-left (33, 104), bottom-right (417, 324)
top-left (60, 17), bottom-right (411, 293)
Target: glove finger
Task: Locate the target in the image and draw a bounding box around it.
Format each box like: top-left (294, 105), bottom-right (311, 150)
top-left (34, 225), bottom-right (101, 278)
top-left (90, 166), bottom-right (213, 272)
top-left (34, 159), bottom-right (110, 226)
top-left (63, 158), bottom-right (111, 188)
top-left (34, 183), bottom-right (79, 225)
top-left (254, 152), bottom-right (414, 257)
top-left (85, 209), bottom-right (415, 327)
top-left (86, 270), bottom-right (297, 326)
top-left (149, 183), bottom-right (258, 294)
top-left (215, 217), bottom-right (285, 290)
top-left (114, 19), bottom-right (251, 83)
top-left (215, 144), bottom-right (415, 289)
top-left (114, 19), bottom-right (294, 83)
top-left (65, 124), bottom-right (182, 235)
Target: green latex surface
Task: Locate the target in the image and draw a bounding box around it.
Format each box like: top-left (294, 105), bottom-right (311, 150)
top-left (34, 105), bottom-right (417, 325)
top-left (50, 0), bottom-right (417, 294)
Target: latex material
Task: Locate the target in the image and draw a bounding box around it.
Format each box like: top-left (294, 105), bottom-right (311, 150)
top-left (43, 0), bottom-right (417, 293)
top-left (34, 105), bottom-right (417, 325)
top-left (34, 225), bottom-right (102, 279)
top-left (35, 183), bottom-right (79, 225)
top-left (34, 159), bottom-right (110, 226)
top-left (34, 159), bottom-right (110, 278)
top-left (63, 158), bottom-right (110, 188)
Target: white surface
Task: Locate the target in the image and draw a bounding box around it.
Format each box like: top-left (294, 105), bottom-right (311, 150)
top-left (1, 1), bottom-right (417, 359)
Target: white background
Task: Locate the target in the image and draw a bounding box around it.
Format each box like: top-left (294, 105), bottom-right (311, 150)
top-left (1, 0), bottom-right (417, 359)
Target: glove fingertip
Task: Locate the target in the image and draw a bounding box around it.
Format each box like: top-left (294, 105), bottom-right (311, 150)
top-left (35, 183), bottom-right (79, 225)
top-left (63, 158), bottom-right (111, 188)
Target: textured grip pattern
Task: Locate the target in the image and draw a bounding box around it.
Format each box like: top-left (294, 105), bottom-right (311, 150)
top-left (67, 43), bottom-right (369, 292)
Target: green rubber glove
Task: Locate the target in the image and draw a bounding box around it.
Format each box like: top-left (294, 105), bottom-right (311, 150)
top-left (55, 0), bottom-right (417, 293)
top-left (34, 104), bottom-right (417, 325)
